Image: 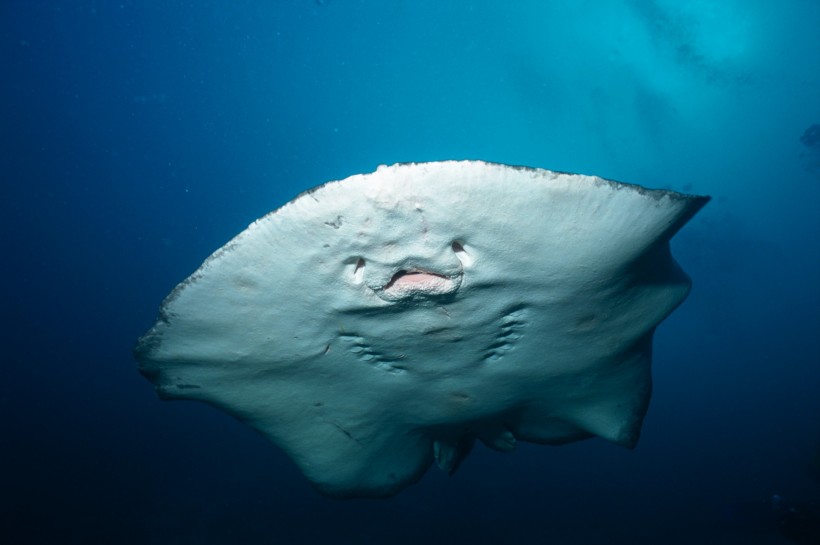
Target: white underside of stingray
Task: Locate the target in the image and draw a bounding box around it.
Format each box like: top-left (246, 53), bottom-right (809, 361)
top-left (135, 160), bottom-right (708, 498)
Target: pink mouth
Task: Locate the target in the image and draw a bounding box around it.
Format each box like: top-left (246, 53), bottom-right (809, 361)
top-left (383, 271), bottom-right (447, 289)
top-left (378, 270), bottom-right (460, 301)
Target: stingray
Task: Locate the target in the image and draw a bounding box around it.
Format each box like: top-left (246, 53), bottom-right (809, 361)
top-left (135, 160), bottom-right (708, 498)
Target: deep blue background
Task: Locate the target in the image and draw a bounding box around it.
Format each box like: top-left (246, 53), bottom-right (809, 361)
top-left (2, 1), bottom-right (819, 544)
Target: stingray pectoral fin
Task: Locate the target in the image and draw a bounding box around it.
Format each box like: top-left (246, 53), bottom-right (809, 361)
top-left (221, 384), bottom-right (435, 498)
top-left (265, 421), bottom-right (434, 498)
top-left (137, 345), bottom-right (434, 498)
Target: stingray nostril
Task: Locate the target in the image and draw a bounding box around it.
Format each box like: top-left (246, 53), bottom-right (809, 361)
top-left (451, 241), bottom-right (473, 267)
top-left (353, 258), bottom-right (365, 283)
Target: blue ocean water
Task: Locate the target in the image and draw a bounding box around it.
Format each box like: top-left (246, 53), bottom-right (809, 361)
top-left (2, 1), bottom-right (819, 544)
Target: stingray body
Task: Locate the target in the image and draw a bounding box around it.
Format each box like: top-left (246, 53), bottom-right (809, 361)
top-left (135, 160), bottom-right (708, 498)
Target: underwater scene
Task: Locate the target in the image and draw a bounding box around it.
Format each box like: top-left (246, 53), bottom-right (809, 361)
top-left (2, 1), bottom-right (819, 544)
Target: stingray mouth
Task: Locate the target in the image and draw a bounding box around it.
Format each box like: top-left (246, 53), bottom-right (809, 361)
top-left (376, 269), bottom-right (461, 302)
